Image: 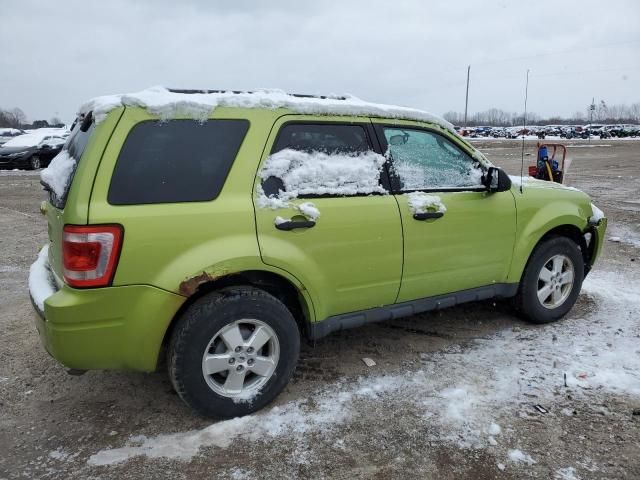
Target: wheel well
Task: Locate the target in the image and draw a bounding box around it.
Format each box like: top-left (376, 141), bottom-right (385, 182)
top-left (160, 271), bottom-right (311, 364)
top-left (537, 224), bottom-right (590, 266)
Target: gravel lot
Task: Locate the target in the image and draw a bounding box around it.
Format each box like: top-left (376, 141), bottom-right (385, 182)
top-left (1, 139), bottom-right (639, 479)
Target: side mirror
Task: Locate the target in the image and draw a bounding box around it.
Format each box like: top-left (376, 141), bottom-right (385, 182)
top-left (389, 134), bottom-right (407, 146)
top-left (41, 144), bottom-right (50, 149)
top-left (484, 167), bottom-right (512, 193)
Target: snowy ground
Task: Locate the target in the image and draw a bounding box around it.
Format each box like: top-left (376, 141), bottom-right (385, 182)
top-left (1, 139), bottom-right (639, 479)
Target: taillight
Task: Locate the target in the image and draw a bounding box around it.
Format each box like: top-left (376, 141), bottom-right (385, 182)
top-left (62, 224), bottom-right (123, 288)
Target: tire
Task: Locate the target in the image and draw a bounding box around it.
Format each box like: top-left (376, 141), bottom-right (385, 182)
top-left (28, 155), bottom-right (41, 170)
top-left (168, 286), bottom-right (300, 418)
top-left (516, 236), bottom-right (584, 324)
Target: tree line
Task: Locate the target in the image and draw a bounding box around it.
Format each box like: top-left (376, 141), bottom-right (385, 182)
top-left (443, 101), bottom-right (640, 127)
top-left (0, 107), bottom-right (64, 129)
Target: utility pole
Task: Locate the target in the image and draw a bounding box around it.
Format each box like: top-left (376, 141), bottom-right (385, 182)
top-left (589, 97), bottom-right (595, 143)
top-left (464, 65), bottom-right (470, 129)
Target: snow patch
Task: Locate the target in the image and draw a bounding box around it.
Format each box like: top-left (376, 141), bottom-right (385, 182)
top-left (40, 150), bottom-right (75, 199)
top-left (87, 268), bottom-right (640, 466)
top-left (607, 223), bottom-right (640, 248)
top-left (508, 449), bottom-right (536, 465)
top-left (49, 448), bottom-right (77, 462)
top-left (79, 86), bottom-right (455, 133)
top-left (28, 245), bottom-right (56, 311)
top-left (406, 192), bottom-right (446, 214)
top-left (589, 203), bottom-right (605, 223)
top-left (555, 466), bottom-right (581, 479)
top-left (487, 422), bottom-right (501, 436)
top-left (296, 202), bottom-right (320, 221)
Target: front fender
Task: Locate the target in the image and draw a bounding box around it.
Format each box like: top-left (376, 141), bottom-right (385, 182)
top-left (507, 197), bottom-right (590, 283)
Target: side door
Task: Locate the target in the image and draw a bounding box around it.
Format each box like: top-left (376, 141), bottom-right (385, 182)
top-left (372, 121), bottom-right (517, 303)
top-left (253, 116), bottom-right (403, 321)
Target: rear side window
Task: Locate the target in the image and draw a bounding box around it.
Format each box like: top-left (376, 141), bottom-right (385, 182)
top-left (273, 123), bottom-right (370, 155)
top-left (108, 119), bottom-right (249, 205)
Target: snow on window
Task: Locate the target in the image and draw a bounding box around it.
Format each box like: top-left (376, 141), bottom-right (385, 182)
top-left (78, 86), bottom-right (455, 134)
top-left (40, 150), bottom-right (76, 199)
top-left (28, 245), bottom-right (56, 311)
top-left (257, 148), bottom-right (387, 208)
top-left (406, 192), bottom-right (446, 215)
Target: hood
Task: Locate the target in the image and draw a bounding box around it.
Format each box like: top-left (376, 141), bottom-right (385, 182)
top-left (509, 175), bottom-right (583, 193)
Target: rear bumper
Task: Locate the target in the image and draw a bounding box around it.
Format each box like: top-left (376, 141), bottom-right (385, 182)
top-left (29, 248), bottom-right (185, 372)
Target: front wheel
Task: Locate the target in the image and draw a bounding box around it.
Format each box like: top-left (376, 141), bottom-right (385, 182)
top-left (28, 155), bottom-right (41, 170)
top-left (516, 236), bottom-right (584, 324)
top-left (168, 286), bottom-right (300, 418)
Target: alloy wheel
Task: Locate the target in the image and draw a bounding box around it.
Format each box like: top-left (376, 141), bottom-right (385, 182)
top-left (201, 319), bottom-right (280, 397)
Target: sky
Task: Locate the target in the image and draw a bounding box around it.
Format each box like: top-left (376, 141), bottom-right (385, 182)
top-left (1, 0), bottom-right (639, 123)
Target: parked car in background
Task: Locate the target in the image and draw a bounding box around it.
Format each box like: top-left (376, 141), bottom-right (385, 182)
top-left (0, 128), bottom-right (25, 146)
top-left (607, 124), bottom-right (639, 137)
top-left (0, 129), bottom-right (68, 169)
top-left (490, 127), bottom-right (506, 137)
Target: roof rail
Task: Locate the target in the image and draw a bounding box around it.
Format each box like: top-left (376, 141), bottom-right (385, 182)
top-left (167, 88), bottom-right (347, 101)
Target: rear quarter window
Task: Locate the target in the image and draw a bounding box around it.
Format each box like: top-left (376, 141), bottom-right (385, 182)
top-left (108, 119), bottom-right (249, 205)
top-left (49, 121), bottom-right (94, 209)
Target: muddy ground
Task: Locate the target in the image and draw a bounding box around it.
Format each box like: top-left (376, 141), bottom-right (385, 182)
top-left (0, 139), bottom-right (639, 479)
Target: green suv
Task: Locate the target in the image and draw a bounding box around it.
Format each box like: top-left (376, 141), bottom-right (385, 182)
top-left (29, 87), bottom-right (607, 418)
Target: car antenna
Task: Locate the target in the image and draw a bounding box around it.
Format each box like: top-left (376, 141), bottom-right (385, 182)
top-left (519, 69), bottom-right (530, 194)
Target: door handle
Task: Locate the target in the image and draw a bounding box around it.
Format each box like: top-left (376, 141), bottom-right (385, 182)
top-left (275, 220), bottom-right (316, 231)
top-left (413, 212), bottom-right (444, 221)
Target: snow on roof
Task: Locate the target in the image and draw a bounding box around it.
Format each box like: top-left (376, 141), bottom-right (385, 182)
top-left (1, 127), bottom-right (69, 148)
top-left (0, 128), bottom-right (23, 136)
top-left (78, 86), bottom-right (454, 133)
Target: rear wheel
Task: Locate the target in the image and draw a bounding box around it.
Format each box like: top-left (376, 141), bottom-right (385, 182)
top-left (516, 236), bottom-right (584, 324)
top-left (168, 286), bottom-right (300, 418)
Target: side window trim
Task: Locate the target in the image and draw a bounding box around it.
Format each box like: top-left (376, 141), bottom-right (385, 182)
top-left (264, 119), bottom-right (392, 198)
top-left (372, 123), bottom-right (485, 194)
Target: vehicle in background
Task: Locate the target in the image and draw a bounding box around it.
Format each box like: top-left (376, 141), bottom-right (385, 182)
top-left (490, 127), bottom-right (506, 137)
top-left (474, 126), bottom-right (493, 137)
top-left (0, 128), bottom-right (25, 146)
top-left (506, 126), bottom-right (530, 138)
top-left (0, 128), bottom-right (68, 170)
top-left (607, 124), bottom-right (639, 137)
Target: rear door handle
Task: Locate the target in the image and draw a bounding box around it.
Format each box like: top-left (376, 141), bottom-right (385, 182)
top-left (275, 220), bottom-right (316, 231)
top-left (413, 212), bottom-right (444, 221)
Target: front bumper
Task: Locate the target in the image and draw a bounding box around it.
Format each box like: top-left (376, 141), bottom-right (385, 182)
top-left (586, 217), bottom-right (607, 272)
top-left (0, 155), bottom-right (27, 168)
top-left (29, 250), bottom-right (185, 372)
